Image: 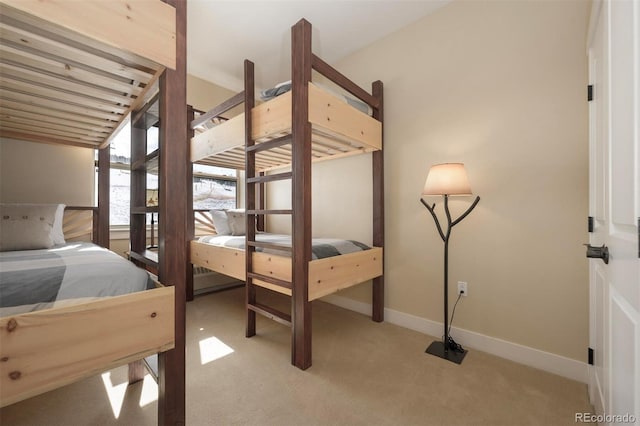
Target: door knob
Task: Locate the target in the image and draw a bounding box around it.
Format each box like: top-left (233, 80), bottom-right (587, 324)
top-left (584, 244), bottom-right (609, 264)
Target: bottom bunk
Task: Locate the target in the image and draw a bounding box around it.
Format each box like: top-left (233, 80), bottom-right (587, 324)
top-left (190, 234), bottom-right (382, 301)
top-left (0, 204), bottom-right (174, 407)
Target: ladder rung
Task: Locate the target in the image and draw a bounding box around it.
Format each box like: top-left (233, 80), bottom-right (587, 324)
top-left (247, 240), bottom-right (292, 252)
top-left (247, 302), bottom-right (292, 327)
top-left (247, 172), bottom-right (292, 184)
top-left (246, 209), bottom-right (292, 215)
top-left (246, 134), bottom-right (292, 153)
top-left (248, 271), bottom-right (292, 289)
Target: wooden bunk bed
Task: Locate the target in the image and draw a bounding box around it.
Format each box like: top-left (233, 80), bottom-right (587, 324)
top-left (0, 1), bottom-right (187, 423)
top-left (190, 19), bottom-right (384, 370)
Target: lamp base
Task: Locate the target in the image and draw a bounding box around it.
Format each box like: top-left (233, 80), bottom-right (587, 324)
top-left (425, 341), bottom-right (467, 364)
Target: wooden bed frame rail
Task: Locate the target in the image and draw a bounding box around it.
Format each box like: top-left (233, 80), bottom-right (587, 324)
top-left (191, 240), bottom-right (382, 301)
top-left (0, 286), bottom-right (175, 408)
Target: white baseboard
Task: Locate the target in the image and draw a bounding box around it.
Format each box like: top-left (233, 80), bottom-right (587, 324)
top-left (322, 294), bottom-right (588, 384)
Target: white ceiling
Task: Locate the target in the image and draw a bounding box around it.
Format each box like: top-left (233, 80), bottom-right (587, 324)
top-left (187, 0), bottom-right (450, 92)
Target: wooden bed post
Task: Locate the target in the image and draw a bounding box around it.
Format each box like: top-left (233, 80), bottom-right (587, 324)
top-left (257, 172), bottom-right (265, 232)
top-left (291, 18), bottom-right (313, 370)
top-left (158, 0), bottom-right (187, 424)
top-left (186, 105), bottom-right (195, 302)
top-left (97, 146), bottom-right (110, 249)
top-left (244, 60), bottom-right (257, 338)
top-left (130, 111), bottom-right (147, 258)
top-left (372, 81), bottom-right (384, 322)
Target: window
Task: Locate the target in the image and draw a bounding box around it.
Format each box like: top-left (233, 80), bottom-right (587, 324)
top-left (193, 164), bottom-right (237, 210)
top-left (96, 123), bottom-right (238, 227)
top-left (95, 122), bottom-right (132, 226)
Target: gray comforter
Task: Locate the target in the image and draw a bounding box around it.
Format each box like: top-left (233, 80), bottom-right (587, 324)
top-left (0, 242), bottom-right (153, 316)
top-left (198, 233), bottom-right (370, 259)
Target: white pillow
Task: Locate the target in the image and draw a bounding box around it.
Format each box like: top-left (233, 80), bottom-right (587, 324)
top-left (0, 204), bottom-right (58, 251)
top-left (226, 209), bottom-right (246, 236)
top-left (51, 204), bottom-right (66, 245)
top-left (210, 210), bottom-right (231, 235)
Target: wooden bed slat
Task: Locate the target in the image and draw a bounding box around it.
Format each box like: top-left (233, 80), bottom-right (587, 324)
top-left (0, 0), bottom-right (176, 70)
top-left (0, 76), bottom-right (130, 115)
top-left (0, 62), bottom-right (136, 106)
top-left (0, 118), bottom-right (107, 141)
top-left (0, 1), bottom-right (171, 150)
top-left (1, 107), bottom-right (114, 134)
top-left (0, 129), bottom-right (100, 149)
top-left (0, 43), bottom-right (145, 96)
top-left (0, 21), bottom-right (155, 83)
top-left (0, 98), bottom-right (117, 128)
top-left (1, 90), bottom-right (123, 122)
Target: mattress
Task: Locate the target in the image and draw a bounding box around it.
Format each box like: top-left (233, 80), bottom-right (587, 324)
top-left (197, 233), bottom-right (370, 260)
top-left (0, 242), bottom-right (153, 317)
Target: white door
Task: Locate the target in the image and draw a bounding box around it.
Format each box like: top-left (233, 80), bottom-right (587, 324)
top-left (588, 0), bottom-right (639, 423)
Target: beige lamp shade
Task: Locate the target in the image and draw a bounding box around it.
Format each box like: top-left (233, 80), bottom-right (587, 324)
top-left (422, 163), bottom-right (473, 196)
top-left (146, 189), bottom-right (159, 207)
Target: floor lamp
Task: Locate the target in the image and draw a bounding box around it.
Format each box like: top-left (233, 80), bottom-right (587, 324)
top-left (420, 163), bottom-right (480, 364)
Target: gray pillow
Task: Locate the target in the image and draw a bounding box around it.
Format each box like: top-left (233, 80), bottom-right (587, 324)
top-left (210, 209), bottom-right (231, 235)
top-left (226, 209), bottom-right (245, 236)
top-left (0, 204), bottom-right (58, 251)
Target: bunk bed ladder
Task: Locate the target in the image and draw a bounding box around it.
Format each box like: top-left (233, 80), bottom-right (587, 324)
top-left (244, 59), bottom-right (294, 336)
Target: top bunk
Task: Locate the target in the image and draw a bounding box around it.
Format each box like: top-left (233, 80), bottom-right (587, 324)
top-left (190, 20), bottom-right (382, 172)
top-left (0, 0), bottom-right (176, 150)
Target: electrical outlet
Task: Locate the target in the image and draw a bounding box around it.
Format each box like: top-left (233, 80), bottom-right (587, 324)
top-left (457, 281), bottom-right (468, 296)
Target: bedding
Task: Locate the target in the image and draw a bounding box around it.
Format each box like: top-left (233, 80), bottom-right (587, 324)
top-left (226, 209), bottom-right (246, 236)
top-left (198, 233), bottom-right (370, 260)
top-left (0, 242), bottom-right (154, 317)
top-left (260, 81), bottom-right (373, 116)
top-left (210, 209), bottom-right (232, 235)
top-left (0, 203), bottom-right (66, 251)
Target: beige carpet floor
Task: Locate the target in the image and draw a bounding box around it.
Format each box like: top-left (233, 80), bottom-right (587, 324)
top-left (0, 287), bottom-right (593, 426)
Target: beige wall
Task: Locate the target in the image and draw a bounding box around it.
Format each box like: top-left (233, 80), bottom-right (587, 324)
top-left (109, 238), bottom-right (130, 258)
top-left (270, 0), bottom-right (590, 361)
top-left (188, 73), bottom-right (245, 206)
top-left (187, 73), bottom-right (241, 115)
top-left (0, 138), bottom-right (94, 205)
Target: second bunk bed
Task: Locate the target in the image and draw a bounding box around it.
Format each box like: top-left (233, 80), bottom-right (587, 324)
top-left (189, 19), bottom-right (384, 370)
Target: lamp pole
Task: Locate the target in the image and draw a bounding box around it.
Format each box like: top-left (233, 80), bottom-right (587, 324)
top-left (420, 194), bottom-right (480, 364)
